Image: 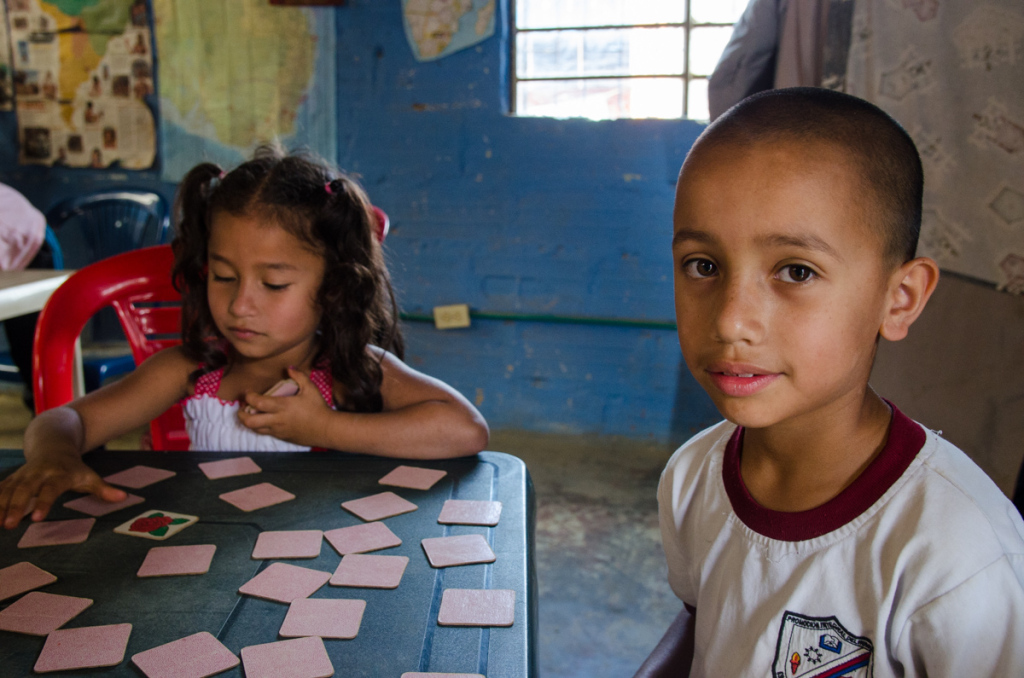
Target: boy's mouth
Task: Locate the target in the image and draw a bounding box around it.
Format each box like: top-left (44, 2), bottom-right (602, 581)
top-left (706, 364), bottom-right (779, 397)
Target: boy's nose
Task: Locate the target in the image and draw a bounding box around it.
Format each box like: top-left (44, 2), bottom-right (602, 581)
top-left (713, 279), bottom-right (766, 345)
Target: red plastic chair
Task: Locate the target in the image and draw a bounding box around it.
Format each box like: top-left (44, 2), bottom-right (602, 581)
top-left (32, 245), bottom-right (189, 450)
top-left (32, 208), bottom-right (390, 451)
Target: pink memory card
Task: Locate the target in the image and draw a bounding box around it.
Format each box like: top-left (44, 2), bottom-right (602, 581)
top-left (330, 554), bottom-right (409, 589)
top-left (279, 598), bottom-right (366, 639)
top-left (251, 530), bottom-right (323, 559)
top-left (0, 591), bottom-right (93, 636)
top-left (437, 499), bottom-right (503, 526)
top-left (421, 534), bottom-right (495, 568)
top-left (401, 674), bottom-right (486, 678)
top-left (18, 518), bottom-right (95, 548)
top-left (198, 456), bottom-right (262, 480)
top-left (240, 636), bottom-right (334, 678)
top-left (34, 623), bottom-right (133, 673)
top-left (219, 482), bottom-right (295, 512)
top-left (378, 465), bottom-right (447, 491)
top-left (437, 589), bottom-right (515, 627)
top-left (103, 465), bottom-right (176, 489)
top-left (132, 631), bottom-right (240, 678)
top-left (341, 491), bottom-right (418, 522)
top-left (137, 544), bottom-right (217, 578)
top-left (63, 492), bottom-right (144, 517)
top-left (0, 561), bottom-right (57, 601)
top-left (323, 521), bottom-right (402, 555)
top-left (238, 562), bottom-right (331, 604)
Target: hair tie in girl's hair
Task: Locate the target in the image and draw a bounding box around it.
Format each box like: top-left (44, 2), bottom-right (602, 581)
top-left (324, 181), bottom-right (334, 195)
top-left (218, 171), bottom-right (226, 179)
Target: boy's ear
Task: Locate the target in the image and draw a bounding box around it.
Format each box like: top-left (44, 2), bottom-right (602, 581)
top-left (879, 256), bottom-right (940, 341)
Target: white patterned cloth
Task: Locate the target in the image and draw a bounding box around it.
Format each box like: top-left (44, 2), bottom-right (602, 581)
top-left (844, 0), bottom-right (1024, 292)
top-left (182, 366), bottom-right (335, 452)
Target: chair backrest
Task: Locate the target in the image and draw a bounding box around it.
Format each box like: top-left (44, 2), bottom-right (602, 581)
top-left (33, 245), bottom-right (189, 451)
top-left (46, 190), bottom-right (171, 343)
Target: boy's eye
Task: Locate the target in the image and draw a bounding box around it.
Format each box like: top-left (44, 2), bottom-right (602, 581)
top-left (211, 274), bottom-right (234, 283)
top-left (778, 264), bottom-right (815, 283)
top-left (682, 258), bottom-right (718, 279)
top-left (264, 282), bottom-right (290, 291)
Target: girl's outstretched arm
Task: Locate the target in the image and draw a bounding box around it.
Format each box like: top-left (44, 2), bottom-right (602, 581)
top-left (239, 349), bottom-right (489, 459)
top-left (0, 348), bottom-right (194, 528)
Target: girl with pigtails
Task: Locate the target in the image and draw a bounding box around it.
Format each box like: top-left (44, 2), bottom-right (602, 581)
top-left (0, 147), bottom-right (489, 528)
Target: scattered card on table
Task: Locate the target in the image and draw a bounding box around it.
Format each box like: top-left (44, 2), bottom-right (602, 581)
top-left (342, 491), bottom-right (418, 522)
top-left (238, 562), bottom-right (331, 603)
top-left (137, 544), bottom-right (216, 577)
top-left (63, 492), bottom-right (144, 517)
top-left (279, 598), bottom-right (366, 639)
top-left (33, 623), bottom-right (133, 673)
top-left (437, 499), bottom-right (503, 526)
top-left (103, 465), bottom-right (176, 489)
top-left (0, 561), bottom-right (57, 601)
top-left (18, 518), bottom-right (95, 548)
top-left (324, 521), bottom-right (402, 555)
top-left (219, 482), bottom-right (295, 512)
top-left (198, 456), bottom-right (262, 480)
top-left (132, 631), bottom-right (239, 678)
top-left (330, 554), bottom-right (409, 589)
top-left (437, 589), bottom-right (515, 627)
top-left (115, 510), bottom-right (197, 541)
top-left (252, 530), bottom-right (323, 559)
top-left (240, 635), bottom-right (334, 678)
top-left (379, 465), bottom-right (447, 491)
top-left (0, 591), bottom-right (92, 635)
top-left (402, 674), bottom-right (485, 678)
top-left (421, 534), bottom-right (495, 568)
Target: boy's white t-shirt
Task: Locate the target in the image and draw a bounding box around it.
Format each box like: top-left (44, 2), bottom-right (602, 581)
top-left (659, 405), bottom-right (1024, 677)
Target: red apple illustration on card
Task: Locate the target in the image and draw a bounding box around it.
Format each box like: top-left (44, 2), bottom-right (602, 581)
top-left (115, 510), bottom-right (198, 540)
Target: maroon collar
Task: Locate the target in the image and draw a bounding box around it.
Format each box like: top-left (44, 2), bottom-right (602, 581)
top-left (722, 403), bottom-right (926, 541)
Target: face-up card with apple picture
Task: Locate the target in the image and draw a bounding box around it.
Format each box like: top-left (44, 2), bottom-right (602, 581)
top-left (115, 510), bottom-right (197, 541)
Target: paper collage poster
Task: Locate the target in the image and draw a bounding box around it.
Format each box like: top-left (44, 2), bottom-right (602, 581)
top-left (6, 0), bottom-right (156, 169)
top-left (0, 2), bottom-right (14, 111)
top-left (402, 0), bottom-right (496, 62)
top-left (153, 0), bottom-right (337, 182)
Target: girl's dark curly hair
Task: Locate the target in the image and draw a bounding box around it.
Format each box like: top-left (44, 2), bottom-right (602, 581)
top-left (171, 145), bottom-right (404, 413)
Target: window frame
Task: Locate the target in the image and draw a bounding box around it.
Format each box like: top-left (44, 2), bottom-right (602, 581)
top-left (509, 1), bottom-right (738, 120)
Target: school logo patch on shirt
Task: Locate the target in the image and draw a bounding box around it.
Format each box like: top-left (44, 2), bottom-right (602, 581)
top-left (772, 611), bottom-right (874, 677)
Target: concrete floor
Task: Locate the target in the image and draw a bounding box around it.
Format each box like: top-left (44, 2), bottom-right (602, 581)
top-left (0, 387), bottom-right (683, 677)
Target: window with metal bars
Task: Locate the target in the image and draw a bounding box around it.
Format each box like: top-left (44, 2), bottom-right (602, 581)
top-left (512, 0), bottom-right (750, 121)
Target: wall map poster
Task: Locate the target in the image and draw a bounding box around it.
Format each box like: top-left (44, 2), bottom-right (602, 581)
top-left (0, 2), bottom-right (15, 111)
top-left (7, 0), bottom-right (156, 168)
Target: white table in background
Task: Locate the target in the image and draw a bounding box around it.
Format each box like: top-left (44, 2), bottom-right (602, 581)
top-left (0, 269), bottom-right (84, 398)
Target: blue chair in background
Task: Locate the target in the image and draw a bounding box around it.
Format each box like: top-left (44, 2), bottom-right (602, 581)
top-left (45, 190), bottom-right (171, 392)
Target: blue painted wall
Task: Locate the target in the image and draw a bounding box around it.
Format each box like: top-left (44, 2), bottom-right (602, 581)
top-left (0, 1), bottom-right (721, 443)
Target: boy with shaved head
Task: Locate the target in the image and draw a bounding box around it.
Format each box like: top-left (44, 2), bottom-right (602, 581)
top-left (636, 88), bottom-right (1024, 677)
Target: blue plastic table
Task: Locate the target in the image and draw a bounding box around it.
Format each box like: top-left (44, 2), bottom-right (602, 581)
top-left (0, 449), bottom-right (536, 677)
